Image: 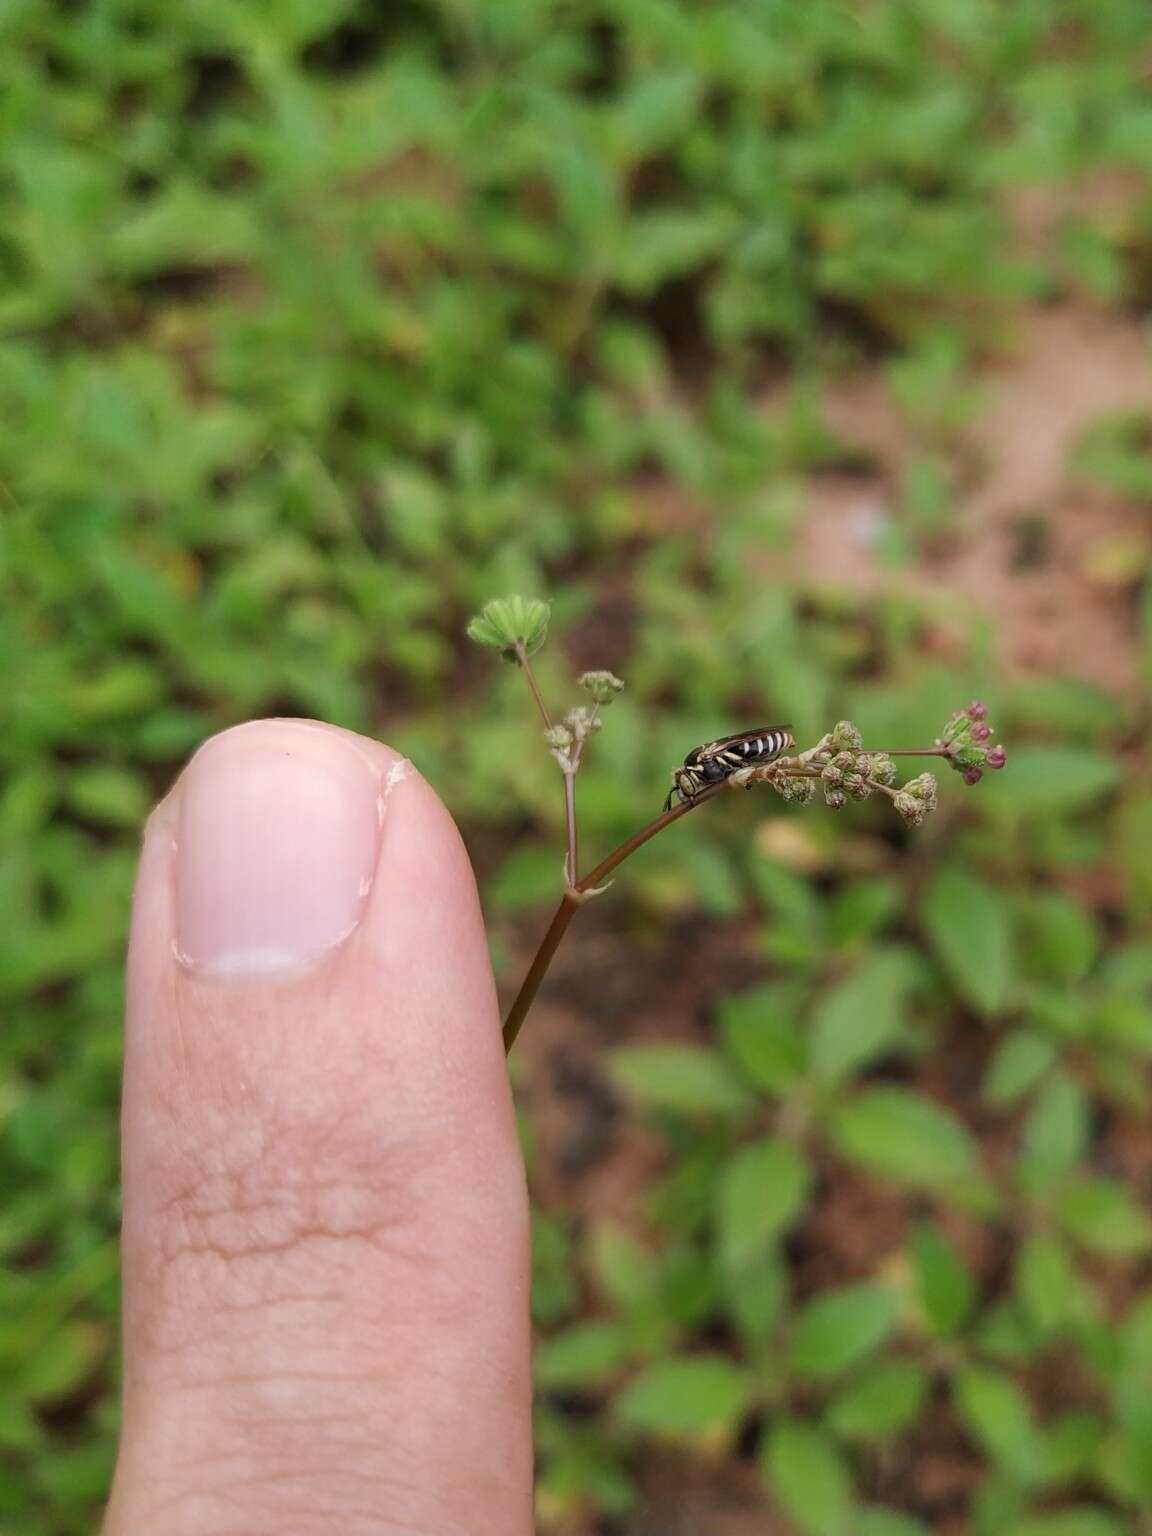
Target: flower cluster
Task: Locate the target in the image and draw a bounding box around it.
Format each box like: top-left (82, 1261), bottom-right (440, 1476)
top-left (938, 702), bottom-right (1008, 785)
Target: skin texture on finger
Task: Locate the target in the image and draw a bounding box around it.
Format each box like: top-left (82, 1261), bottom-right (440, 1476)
top-left (104, 720), bottom-right (532, 1536)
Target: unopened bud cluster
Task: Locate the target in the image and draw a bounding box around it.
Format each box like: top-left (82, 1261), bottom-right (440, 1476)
top-left (939, 702), bottom-right (1008, 785)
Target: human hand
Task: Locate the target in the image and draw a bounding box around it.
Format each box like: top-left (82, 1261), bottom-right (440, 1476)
top-left (102, 720), bottom-right (533, 1535)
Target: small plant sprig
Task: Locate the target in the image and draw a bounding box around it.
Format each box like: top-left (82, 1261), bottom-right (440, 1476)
top-left (468, 597), bottom-right (1008, 1053)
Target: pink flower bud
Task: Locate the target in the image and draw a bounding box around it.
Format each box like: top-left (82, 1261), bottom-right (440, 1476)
top-left (963, 766), bottom-right (983, 785)
top-left (986, 745), bottom-right (1007, 769)
top-left (971, 722), bottom-right (991, 741)
top-left (967, 701), bottom-right (987, 721)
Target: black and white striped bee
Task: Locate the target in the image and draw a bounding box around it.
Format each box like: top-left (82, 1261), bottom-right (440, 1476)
top-left (664, 726), bottom-right (795, 812)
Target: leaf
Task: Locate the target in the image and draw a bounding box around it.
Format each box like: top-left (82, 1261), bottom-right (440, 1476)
top-left (911, 1222), bottom-right (977, 1336)
top-left (983, 1032), bottom-right (1057, 1108)
top-left (718, 983), bottom-right (807, 1094)
top-left (587, 1224), bottom-right (659, 1310)
top-left (789, 1283), bottom-right (898, 1381)
top-left (762, 1418), bottom-right (854, 1536)
top-left (922, 868), bottom-right (1013, 1015)
top-left (809, 947), bottom-right (916, 1085)
top-left (614, 1355), bottom-right (751, 1435)
top-left (715, 1137), bottom-right (812, 1270)
top-left (954, 1366), bottom-right (1045, 1482)
top-left (1015, 1235), bottom-right (1082, 1333)
top-left (722, 1252), bottom-right (788, 1351)
top-left (609, 1044), bottom-right (752, 1120)
top-left (535, 1321), bottom-right (630, 1390)
top-left (1018, 1071), bottom-right (1089, 1191)
top-left (1008, 1514), bottom-right (1126, 1536)
top-left (830, 1088), bottom-right (982, 1191)
top-left (984, 748), bottom-right (1122, 817)
top-left (828, 1358), bottom-right (929, 1442)
top-left (1059, 1178), bottom-right (1152, 1257)
top-left (858, 1509), bottom-right (933, 1536)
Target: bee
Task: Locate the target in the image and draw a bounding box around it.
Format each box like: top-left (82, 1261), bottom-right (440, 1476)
top-left (664, 726), bottom-right (794, 812)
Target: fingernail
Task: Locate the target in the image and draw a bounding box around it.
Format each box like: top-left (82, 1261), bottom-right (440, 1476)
top-left (174, 721), bottom-right (386, 980)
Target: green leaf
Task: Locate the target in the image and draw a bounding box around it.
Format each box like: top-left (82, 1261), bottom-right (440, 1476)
top-left (587, 1224), bottom-right (659, 1310)
top-left (789, 1283), bottom-right (898, 1381)
top-left (715, 1137), bottom-right (812, 1270)
top-left (718, 983), bottom-right (806, 1094)
top-left (911, 1222), bottom-right (977, 1336)
top-left (809, 947), bottom-right (916, 1085)
top-left (1007, 1514), bottom-right (1126, 1536)
top-left (858, 1510), bottom-right (932, 1536)
top-left (535, 1321), bottom-right (630, 1390)
top-left (828, 1358), bottom-right (929, 1442)
top-left (614, 1355), bottom-right (751, 1435)
top-left (830, 1088), bottom-right (982, 1191)
top-left (922, 868), bottom-right (1013, 1015)
top-left (954, 1366), bottom-right (1045, 1482)
top-left (1059, 1178), bottom-right (1152, 1257)
top-left (1015, 1235), bottom-right (1082, 1333)
top-left (984, 747), bottom-right (1122, 817)
top-left (1023, 891), bottom-right (1099, 984)
top-left (1018, 1071), bottom-right (1088, 1191)
top-left (722, 1253), bottom-right (788, 1351)
top-left (609, 1044), bottom-right (752, 1120)
top-left (762, 1418), bottom-right (854, 1536)
top-left (983, 1032), bottom-right (1057, 1108)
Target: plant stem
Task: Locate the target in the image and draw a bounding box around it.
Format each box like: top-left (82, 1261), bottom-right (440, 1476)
top-left (514, 644), bottom-right (553, 730)
top-left (502, 784), bottom-right (724, 1052)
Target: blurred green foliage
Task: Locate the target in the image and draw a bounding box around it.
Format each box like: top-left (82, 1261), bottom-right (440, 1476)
top-left (1, 0), bottom-right (1150, 1531)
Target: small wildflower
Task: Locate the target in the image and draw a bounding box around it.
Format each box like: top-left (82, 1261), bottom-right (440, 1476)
top-left (578, 670), bottom-right (625, 704)
top-left (544, 724), bottom-right (573, 751)
top-left (825, 786), bottom-right (847, 810)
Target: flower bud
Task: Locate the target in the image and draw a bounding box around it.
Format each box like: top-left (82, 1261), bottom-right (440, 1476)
top-left (967, 701), bottom-right (987, 721)
top-left (821, 763), bottom-right (844, 786)
top-left (776, 776), bottom-right (816, 804)
top-left (578, 670), bottom-right (625, 704)
top-left (830, 720), bottom-right (864, 752)
top-left (971, 722), bottom-right (991, 742)
top-left (544, 724), bottom-right (573, 750)
top-left (825, 786), bottom-right (847, 810)
top-left (963, 766), bottom-right (983, 786)
top-left (894, 792), bottom-right (927, 826)
top-left (870, 754), bottom-right (897, 787)
top-left (466, 595), bottom-right (551, 660)
top-left (986, 745), bottom-right (1007, 769)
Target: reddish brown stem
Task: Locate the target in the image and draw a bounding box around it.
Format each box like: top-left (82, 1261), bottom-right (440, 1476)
top-left (502, 785), bottom-right (723, 1052)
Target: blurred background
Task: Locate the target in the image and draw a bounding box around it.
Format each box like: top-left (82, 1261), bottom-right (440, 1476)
top-left (1, 2), bottom-right (1151, 1532)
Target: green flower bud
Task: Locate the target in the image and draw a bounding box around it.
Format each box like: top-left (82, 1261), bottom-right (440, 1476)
top-left (564, 706), bottom-right (601, 740)
top-left (844, 773), bottom-right (874, 801)
top-left (821, 763), bottom-right (844, 786)
top-left (578, 670), bottom-right (625, 704)
top-left (903, 772), bottom-right (938, 810)
top-left (830, 720), bottom-right (864, 752)
top-left (894, 791), bottom-right (927, 826)
top-left (544, 724), bottom-right (573, 750)
top-left (825, 786), bottom-right (847, 810)
top-left (870, 754), bottom-right (897, 786)
top-left (776, 776), bottom-right (817, 804)
top-left (466, 595), bottom-right (551, 660)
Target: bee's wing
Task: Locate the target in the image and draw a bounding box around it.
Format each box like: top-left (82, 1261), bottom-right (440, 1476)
top-left (694, 725), bottom-right (793, 760)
